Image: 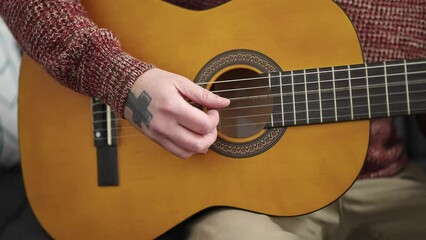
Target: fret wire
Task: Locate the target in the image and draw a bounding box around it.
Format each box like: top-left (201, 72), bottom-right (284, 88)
top-left (317, 68), bottom-right (323, 123)
top-left (268, 73), bottom-right (274, 127)
top-left (279, 71), bottom-right (285, 125)
top-left (332, 66), bottom-right (338, 121)
top-left (291, 70), bottom-right (296, 125)
top-left (348, 65), bottom-right (354, 120)
top-left (404, 60), bottom-right (411, 115)
top-left (304, 69), bottom-right (310, 124)
top-left (384, 62), bottom-right (390, 116)
top-left (268, 72), bottom-right (272, 89)
top-left (365, 63), bottom-right (371, 118)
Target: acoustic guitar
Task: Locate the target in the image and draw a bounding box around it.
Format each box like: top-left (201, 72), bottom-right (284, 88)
top-left (18, 0), bottom-right (426, 239)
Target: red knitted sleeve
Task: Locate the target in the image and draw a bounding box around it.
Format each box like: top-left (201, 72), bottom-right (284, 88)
top-left (0, 0), bottom-right (154, 116)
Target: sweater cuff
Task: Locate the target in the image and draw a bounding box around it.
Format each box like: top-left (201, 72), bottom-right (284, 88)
top-left (104, 52), bottom-right (155, 117)
top-left (78, 29), bottom-right (155, 117)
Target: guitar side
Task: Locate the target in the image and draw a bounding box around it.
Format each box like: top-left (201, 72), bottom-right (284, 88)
top-left (19, 0), bottom-right (369, 239)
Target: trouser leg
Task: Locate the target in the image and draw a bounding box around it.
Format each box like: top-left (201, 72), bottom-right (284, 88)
top-left (186, 208), bottom-right (302, 240)
top-left (160, 164), bottom-right (426, 240)
top-left (338, 164), bottom-right (426, 240)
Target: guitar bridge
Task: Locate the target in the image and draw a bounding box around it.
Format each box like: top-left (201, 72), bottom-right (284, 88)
top-left (92, 98), bottom-right (119, 186)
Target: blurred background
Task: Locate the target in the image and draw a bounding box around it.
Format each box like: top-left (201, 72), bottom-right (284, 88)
top-left (0, 17), bottom-right (51, 240)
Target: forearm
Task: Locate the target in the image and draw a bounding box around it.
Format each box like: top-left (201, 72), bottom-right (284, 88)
top-left (0, 0), bottom-right (154, 116)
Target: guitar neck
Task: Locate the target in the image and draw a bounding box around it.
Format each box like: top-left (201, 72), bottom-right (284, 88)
top-left (264, 58), bottom-right (426, 127)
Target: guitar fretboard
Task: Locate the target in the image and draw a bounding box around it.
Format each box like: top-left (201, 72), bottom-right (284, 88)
top-left (263, 58), bottom-right (426, 127)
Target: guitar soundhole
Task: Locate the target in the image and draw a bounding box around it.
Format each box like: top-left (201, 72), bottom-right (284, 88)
top-left (212, 69), bottom-right (273, 139)
top-left (195, 49), bottom-right (285, 158)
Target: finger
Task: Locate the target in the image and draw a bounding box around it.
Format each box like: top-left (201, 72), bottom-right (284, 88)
top-left (167, 124), bottom-right (218, 153)
top-left (147, 130), bottom-right (194, 159)
top-left (176, 78), bottom-right (230, 109)
top-left (176, 100), bottom-right (220, 135)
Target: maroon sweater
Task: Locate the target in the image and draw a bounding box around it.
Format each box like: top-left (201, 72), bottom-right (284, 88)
top-left (1, 0), bottom-right (425, 178)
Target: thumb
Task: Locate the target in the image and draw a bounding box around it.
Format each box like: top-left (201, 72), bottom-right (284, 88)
top-left (177, 78), bottom-right (230, 109)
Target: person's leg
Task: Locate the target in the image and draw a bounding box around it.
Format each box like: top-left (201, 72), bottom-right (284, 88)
top-left (272, 201), bottom-right (341, 240)
top-left (174, 198), bottom-right (342, 240)
top-left (160, 181), bottom-right (343, 240)
top-left (185, 208), bottom-right (302, 240)
top-left (338, 163), bottom-right (426, 240)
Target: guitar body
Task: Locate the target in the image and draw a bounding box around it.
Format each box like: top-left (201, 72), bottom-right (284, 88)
top-left (19, 0), bottom-right (369, 239)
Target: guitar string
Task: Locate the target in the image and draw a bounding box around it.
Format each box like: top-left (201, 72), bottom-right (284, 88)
top-left (195, 60), bottom-right (426, 87)
top-left (218, 106), bottom-right (426, 129)
top-left (93, 88), bottom-right (426, 125)
top-left (222, 78), bottom-right (426, 103)
top-left (90, 62), bottom-right (426, 110)
top-left (92, 92), bottom-right (426, 135)
top-left (94, 98), bottom-right (426, 133)
top-left (91, 61), bottom-right (426, 139)
top-left (210, 70), bottom-right (426, 95)
top-left (223, 88), bottom-right (423, 111)
top-left (220, 98), bottom-right (426, 123)
top-left (92, 77), bottom-right (426, 117)
top-left (92, 68), bottom-right (426, 108)
top-left (93, 104), bottom-right (426, 141)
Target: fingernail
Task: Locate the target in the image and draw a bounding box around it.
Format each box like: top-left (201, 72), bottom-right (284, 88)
top-left (220, 97), bottom-right (231, 105)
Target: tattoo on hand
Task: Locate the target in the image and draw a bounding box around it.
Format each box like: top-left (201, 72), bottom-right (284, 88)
top-left (126, 91), bottom-right (153, 128)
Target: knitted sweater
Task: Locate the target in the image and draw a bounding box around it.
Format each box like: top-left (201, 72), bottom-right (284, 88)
top-left (0, 0), bottom-right (155, 116)
top-left (1, 0), bottom-right (425, 178)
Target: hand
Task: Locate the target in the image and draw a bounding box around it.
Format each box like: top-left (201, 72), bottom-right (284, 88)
top-left (124, 68), bottom-right (230, 159)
